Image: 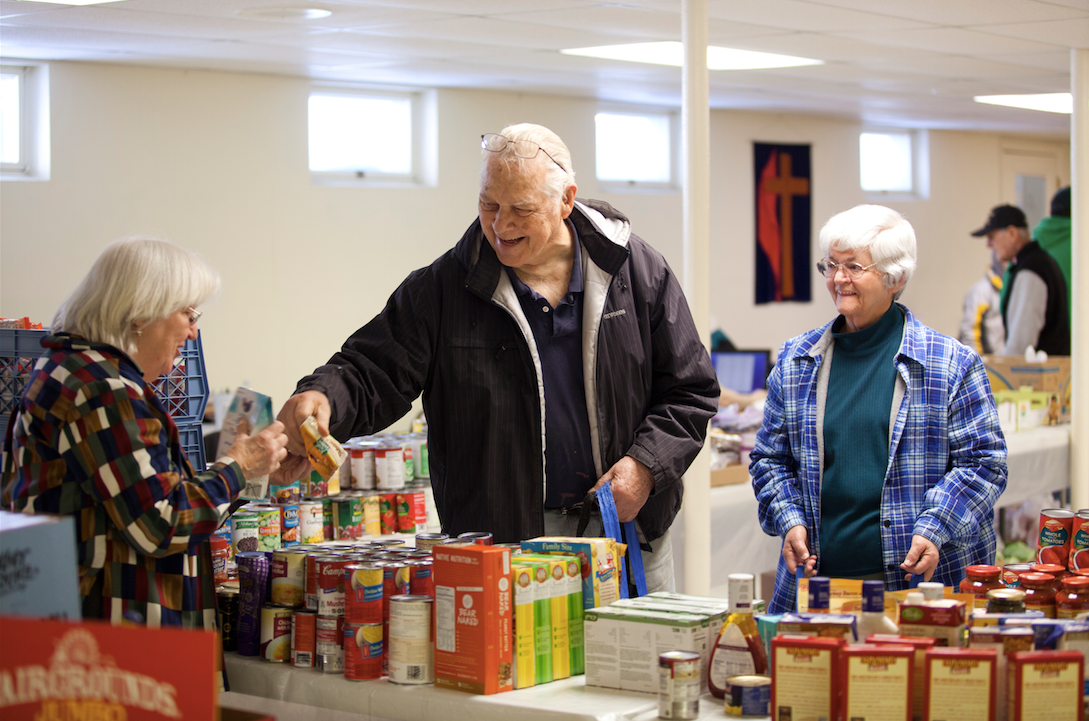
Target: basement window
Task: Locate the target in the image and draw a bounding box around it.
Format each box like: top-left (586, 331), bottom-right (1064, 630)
top-left (1, 63), bottom-right (50, 181)
top-left (595, 110), bottom-right (676, 191)
top-left (860, 130), bottom-right (929, 199)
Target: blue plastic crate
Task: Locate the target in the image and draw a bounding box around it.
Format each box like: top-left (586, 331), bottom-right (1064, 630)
top-left (1, 328), bottom-right (208, 472)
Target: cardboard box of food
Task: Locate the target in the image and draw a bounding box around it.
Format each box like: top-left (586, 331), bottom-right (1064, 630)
top-left (710, 464), bottom-right (750, 487)
top-left (982, 355), bottom-right (1071, 423)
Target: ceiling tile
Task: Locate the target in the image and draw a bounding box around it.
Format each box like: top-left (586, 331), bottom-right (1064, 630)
top-left (975, 17), bottom-right (1089, 48)
top-left (808, 0), bottom-right (1087, 26)
top-left (835, 26), bottom-right (1063, 55)
top-left (700, 0), bottom-right (933, 32)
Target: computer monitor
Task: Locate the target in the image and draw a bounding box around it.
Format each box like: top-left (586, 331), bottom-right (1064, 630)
top-left (711, 350), bottom-right (772, 393)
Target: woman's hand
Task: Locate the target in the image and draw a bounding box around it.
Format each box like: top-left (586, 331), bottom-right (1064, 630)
top-left (784, 524), bottom-right (818, 577)
top-left (226, 419), bottom-right (290, 480)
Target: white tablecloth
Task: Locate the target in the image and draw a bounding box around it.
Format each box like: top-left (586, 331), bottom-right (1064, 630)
top-left (671, 424), bottom-right (1072, 595)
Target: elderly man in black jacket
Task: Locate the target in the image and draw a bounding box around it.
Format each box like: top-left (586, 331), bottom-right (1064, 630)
top-left (278, 123), bottom-right (719, 592)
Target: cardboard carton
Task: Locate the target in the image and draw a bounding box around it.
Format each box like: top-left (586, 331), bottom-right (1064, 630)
top-left (983, 355), bottom-right (1071, 423)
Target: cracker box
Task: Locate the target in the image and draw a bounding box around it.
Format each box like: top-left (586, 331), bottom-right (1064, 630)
top-left (521, 537), bottom-right (619, 610)
top-left (899, 599), bottom-right (967, 647)
top-left (868, 634), bottom-right (937, 721)
top-left (433, 544), bottom-right (512, 695)
top-left (924, 647), bottom-right (996, 721)
top-left (843, 643), bottom-right (914, 721)
top-left (771, 635), bottom-right (845, 721)
top-left (1008, 650), bottom-right (1084, 721)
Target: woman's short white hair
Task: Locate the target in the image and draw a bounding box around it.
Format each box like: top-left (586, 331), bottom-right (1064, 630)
top-left (480, 122), bottom-right (576, 202)
top-left (818, 204), bottom-right (917, 300)
top-left (52, 237), bottom-right (220, 354)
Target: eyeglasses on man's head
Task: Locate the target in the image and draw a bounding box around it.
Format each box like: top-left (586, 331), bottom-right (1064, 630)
top-left (481, 133), bottom-right (566, 173)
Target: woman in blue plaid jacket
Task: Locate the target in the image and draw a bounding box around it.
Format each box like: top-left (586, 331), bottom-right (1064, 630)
top-left (751, 205), bottom-right (1007, 614)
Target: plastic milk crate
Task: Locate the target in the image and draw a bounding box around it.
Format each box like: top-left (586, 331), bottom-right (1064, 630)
top-left (0, 328), bottom-right (209, 471)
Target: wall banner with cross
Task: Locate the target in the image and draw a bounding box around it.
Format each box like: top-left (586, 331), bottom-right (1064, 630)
top-left (754, 142), bottom-right (812, 304)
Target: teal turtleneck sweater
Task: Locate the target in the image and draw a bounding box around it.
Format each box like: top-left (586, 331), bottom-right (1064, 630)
top-left (819, 302), bottom-right (904, 577)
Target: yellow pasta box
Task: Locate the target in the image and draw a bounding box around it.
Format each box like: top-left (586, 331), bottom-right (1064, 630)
top-left (521, 537), bottom-right (620, 609)
top-left (520, 554), bottom-right (570, 680)
top-left (510, 563), bottom-right (537, 689)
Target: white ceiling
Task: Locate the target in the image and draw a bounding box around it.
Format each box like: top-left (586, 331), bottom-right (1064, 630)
top-left (1, 0), bottom-right (1085, 135)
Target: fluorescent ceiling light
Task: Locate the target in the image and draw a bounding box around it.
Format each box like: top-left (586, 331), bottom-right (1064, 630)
top-left (974, 93), bottom-right (1072, 114)
top-left (238, 7), bottom-right (332, 19)
top-left (14, 0), bottom-right (127, 4)
top-left (562, 41), bottom-right (822, 70)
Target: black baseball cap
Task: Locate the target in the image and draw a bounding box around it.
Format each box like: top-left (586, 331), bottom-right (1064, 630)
top-left (1051, 187), bottom-right (1071, 218)
top-left (970, 204), bottom-right (1028, 237)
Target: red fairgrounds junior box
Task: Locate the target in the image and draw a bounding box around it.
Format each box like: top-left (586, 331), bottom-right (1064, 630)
top-left (1008, 650), bottom-right (1084, 721)
top-left (432, 543), bottom-right (513, 695)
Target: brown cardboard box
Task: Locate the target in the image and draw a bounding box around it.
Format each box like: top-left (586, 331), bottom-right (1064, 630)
top-left (710, 464), bottom-right (750, 487)
top-left (982, 355), bottom-right (1071, 423)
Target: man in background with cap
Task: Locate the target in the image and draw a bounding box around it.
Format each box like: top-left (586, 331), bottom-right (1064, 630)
top-left (972, 204), bottom-right (1069, 356)
top-left (1033, 186), bottom-right (1072, 322)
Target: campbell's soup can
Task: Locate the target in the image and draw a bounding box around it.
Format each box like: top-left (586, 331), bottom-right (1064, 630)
top-left (1003, 563), bottom-right (1033, 588)
top-left (407, 560), bottom-right (434, 597)
top-left (1069, 511), bottom-right (1089, 571)
top-left (363, 493), bottom-right (381, 537)
top-left (350, 442), bottom-right (378, 490)
top-left (260, 605), bottom-right (293, 662)
top-left (298, 501), bottom-right (324, 545)
top-left (376, 443), bottom-right (405, 490)
top-left (280, 504), bottom-right (299, 547)
top-left (379, 494), bottom-right (398, 535)
top-left (344, 622), bottom-right (384, 681)
top-left (316, 614), bottom-right (344, 674)
top-left (270, 548), bottom-right (307, 607)
top-left (395, 492), bottom-right (416, 534)
top-left (1038, 509), bottom-right (1075, 567)
top-left (345, 563), bottom-right (384, 624)
top-left (315, 556), bottom-right (351, 617)
top-left (388, 595), bottom-right (434, 685)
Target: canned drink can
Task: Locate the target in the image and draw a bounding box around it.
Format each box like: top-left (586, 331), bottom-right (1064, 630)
top-left (1003, 563), bottom-right (1033, 588)
top-left (363, 493), bottom-right (381, 537)
top-left (236, 551), bottom-right (271, 657)
top-left (457, 531), bottom-right (493, 546)
top-left (291, 609), bottom-right (317, 667)
top-left (395, 492), bottom-right (416, 534)
top-left (271, 548), bottom-right (308, 607)
top-left (407, 561), bottom-right (434, 597)
top-left (315, 555), bottom-right (351, 617)
top-left (382, 563), bottom-right (411, 622)
top-left (260, 604), bottom-right (293, 662)
top-left (231, 512), bottom-right (260, 555)
top-left (724, 674), bottom-right (771, 718)
top-left (280, 504), bottom-right (299, 547)
top-left (1038, 509), bottom-right (1076, 567)
top-left (376, 444), bottom-right (405, 490)
top-left (217, 588), bottom-right (239, 652)
top-left (351, 442), bottom-right (377, 491)
top-left (345, 563), bottom-right (384, 624)
top-left (344, 622), bottom-right (384, 681)
top-left (388, 595), bottom-right (434, 685)
top-left (658, 651), bottom-right (701, 719)
top-left (298, 501), bottom-right (325, 545)
top-left (379, 494), bottom-right (398, 535)
top-left (1070, 512), bottom-right (1089, 571)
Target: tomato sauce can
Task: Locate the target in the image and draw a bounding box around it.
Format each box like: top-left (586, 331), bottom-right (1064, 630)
top-left (1069, 511), bottom-right (1089, 571)
top-left (291, 609), bottom-right (317, 667)
top-left (362, 493), bottom-right (381, 537)
top-left (344, 622), bottom-right (384, 681)
top-left (345, 563), bottom-right (384, 624)
top-left (1003, 563), bottom-right (1033, 588)
top-left (260, 604), bottom-right (293, 662)
top-left (315, 555), bottom-right (351, 617)
top-left (658, 651), bottom-right (701, 719)
top-left (1038, 508), bottom-right (1075, 567)
top-left (407, 560), bottom-right (434, 597)
top-left (388, 595), bottom-right (434, 685)
top-left (724, 674), bottom-right (772, 717)
top-left (395, 492), bottom-right (417, 534)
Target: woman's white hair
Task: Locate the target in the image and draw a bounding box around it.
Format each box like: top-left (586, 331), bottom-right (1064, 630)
top-left (818, 204), bottom-right (917, 300)
top-left (480, 123), bottom-right (576, 202)
top-left (52, 237), bottom-right (220, 354)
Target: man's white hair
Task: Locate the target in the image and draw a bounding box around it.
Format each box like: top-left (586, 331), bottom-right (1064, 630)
top-left (52, 237), bottom-right (220, 354)
top-left (480, 123), bottom-right (576, 202)
top-left (818, 204), bottom-right (917, 300)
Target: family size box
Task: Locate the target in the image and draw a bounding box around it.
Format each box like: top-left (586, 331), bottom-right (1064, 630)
top-left (868, 634), bottom-right (937, 721)
top-left (0, 511), bottom-right (80, 621)
top-left (899, 599), bottom-right (967, 647)
top-left (521, 537), bottom-right (619, 610)
top-left (843, 644), bottom-right (915, 721)
top-left (771, 635), bottom-right (844, 721)
top-left (924, 647), bottom-right (996, 721)
top-left (1008, 650), bottom-right (1084, 721)
top-left (433, 544), bottom-right (512, 695)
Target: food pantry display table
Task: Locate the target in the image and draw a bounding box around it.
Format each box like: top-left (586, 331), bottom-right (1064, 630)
top-left (222, 655), bottom-right (748, 721)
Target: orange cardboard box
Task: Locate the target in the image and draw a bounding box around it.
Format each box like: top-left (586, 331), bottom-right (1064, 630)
top-left (924, 647), bottom-right (996, 721)
top-left (1008, 650), bottom-right (1084, 721)
top-left (433, 543), bottom-right (513, 695)
top-left (843, 643), bottom-right (914, 721)
top-left (771, 634), bottom-right (844, 721)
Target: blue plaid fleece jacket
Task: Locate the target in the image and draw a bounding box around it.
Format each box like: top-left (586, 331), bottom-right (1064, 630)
top-left (751, 305), bottom-right (1007, 613)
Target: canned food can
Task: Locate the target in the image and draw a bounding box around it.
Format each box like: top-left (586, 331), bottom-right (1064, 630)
top-left (260, 604), bottom-right (293, 662)
top-left (408, 488), bottom-right (428, 531)
top-left (317, 653), bottom-right (344, 674)
top-left (1003, 563), bottom-right (1033, 589)
top-left (231, 512), bottom-right (260, 555)
top-left (1038, 509), bottom-right (1075, 567)
top-left (410, 435), bottom-right (429, 480)
top-left (401, 438), bottom-right (415, 484)
top-left (724, 674), bottom-right (771, 717)
top-left (274, 481), bottom-right (301, 505)
top-left (1070, 511), bottom-right (1089, 571)
top-left (395, 492), bottom-right (416, 534)
top-left (217, 588), bottom-right (239, 652)
top-left (344, 622), bottom-right (384, 681)
top-left (376, 444), bottom-right (405, 490)
top-left (291, 609), bottom-right (317, 667)
top-left (413, 533), bottom-right (448, 552)
top-left (211, 536), bottom-right (231, 585)
top-left (388, 595), bottom-right (434, 685)
top-left (351, 443), bottom-right (377, 491)
top-left (407, 561), bottom-right (434, 597)
top-left (375, 538), bottom-right (406, 548)
top-left (305, 470), bottom-right (329, 499)
top-left (298, 501), bottom-right (325, 545)
top-left (271, 548), bottom-right (307, 607)
top-left (379, 493), bottom-right (398, 535)
top-left (658, 651), bottom-right (701, 719)
top-left (254, 505), bottom-right (282, 552)
top-left (305, 551), bottom-right (324, 612)
top-left (335, 496), bottom-right (364, 541)
top-left (316, 614), bottom-right (345, 655)
top-left (236, 551), bottom-right (271, 657)
top-left (315, 555), bottom-right (351, 617)
top-left (345, 563), bottom-right (384, 624)
top-left (382, 563), bottom-right (411, 622)
top-left (457, 531), bottom-right (493, 546)
top-left (213, 522), bottom-right (234, 561)
top-left (280, 504), bottom-right (299, 546)
top-left (363, 493), bottom-right (381, 537)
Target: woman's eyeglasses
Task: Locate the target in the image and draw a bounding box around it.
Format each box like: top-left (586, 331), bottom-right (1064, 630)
top-left (816, 259), bottom-right (878, 279)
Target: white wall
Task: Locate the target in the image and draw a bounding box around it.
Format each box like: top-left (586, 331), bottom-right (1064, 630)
top-left (0, 61), bottom-right (1070, 427)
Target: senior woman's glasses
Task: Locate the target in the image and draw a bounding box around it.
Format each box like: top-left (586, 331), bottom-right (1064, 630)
top-left (185, 307), bottom-right (203, 325)
top-left (481, 133), bottom-right (566, 173)
top-left (816, 259), bottom-right (878, 280)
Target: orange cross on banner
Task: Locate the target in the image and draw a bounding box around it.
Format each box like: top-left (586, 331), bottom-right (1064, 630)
top-left (755, 143), bottom-right (812, 304)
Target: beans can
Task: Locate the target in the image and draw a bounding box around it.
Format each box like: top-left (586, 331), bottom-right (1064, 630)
top-left (236, 551), bottom-right (270, 657)
top-left (280, 504), bottom-right (299, 547)
top-left (344, 622), bottom-right (384, 681)
top-left (395, 492), bottom-right (416, 534)
top-left (231, 512), bottom-right (260, 555)
top-left (315, 555), bottom-right (351, 617)
top-left (273, 481), bottom-right (301, 505)
top-left (298, 501), bottom-right (324, 545)
top-left (254, 505), bottom-right (282, 552)
top-left (334, 496), bottom-right (364, 541)
top-left (260, 604), bottom-right (293, 662)
top-left (724, 674), bottom-right (771, 717)
top-left (1038, 508), bottom-right (1075, 567)
top-left (350, 442), bottom-right (377, 490)
top-left (457, 531), bottom-right (493, 546)
top-left (270, 548), bottom-right (307, 607)
top-left (291, 609), bottom-right (317, 667)
top-left (345, 563), bottom-right (384, 624)
top-left (376, 443), bottom-right (405, 490)
top-left (388, 595), bottom-right (434, 685)
top-left (217, 588), bottom-right (239, 652)
top-left (1070, 511), bottom-right (1089, 571)
top-left (658, 651), bottom-right (701, 719)
top-left (362, 493), bottom-right (381, 537)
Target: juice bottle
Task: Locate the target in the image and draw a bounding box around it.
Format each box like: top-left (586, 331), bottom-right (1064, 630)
top-left (707, 573), bottom-right (768, 698)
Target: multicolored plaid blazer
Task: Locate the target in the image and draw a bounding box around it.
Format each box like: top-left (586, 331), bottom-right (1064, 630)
top-left (2, 334), bottom-right (242, 630)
